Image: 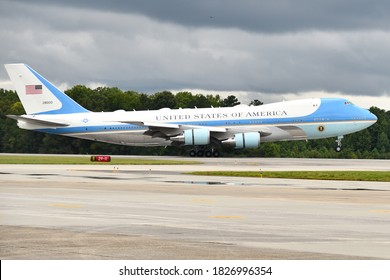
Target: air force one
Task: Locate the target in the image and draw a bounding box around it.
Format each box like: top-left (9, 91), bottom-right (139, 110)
top-left (4, 63), bottom-right (377, 157)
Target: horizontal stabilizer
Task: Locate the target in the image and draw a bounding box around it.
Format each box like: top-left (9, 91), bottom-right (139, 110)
top-left (7, 115), bottom-right (70, 127)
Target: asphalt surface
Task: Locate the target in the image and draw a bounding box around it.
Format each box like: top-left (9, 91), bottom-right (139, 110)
top-left (1, 156), bottom-right (390, 259)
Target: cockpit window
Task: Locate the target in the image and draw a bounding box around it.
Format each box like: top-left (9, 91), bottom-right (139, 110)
top-left (344, 101), bottom-right (353, 105)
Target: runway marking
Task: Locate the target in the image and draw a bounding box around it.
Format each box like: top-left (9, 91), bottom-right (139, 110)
top-left (370, 210), bottom-right (390, 214)
top-left (48, 203), bottom-right (82, 209)
top-left (209, 215), bottom-right (244, 219)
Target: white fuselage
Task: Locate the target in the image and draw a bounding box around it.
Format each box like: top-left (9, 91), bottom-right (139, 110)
top-left (17, 98), bottom-right (377, 147)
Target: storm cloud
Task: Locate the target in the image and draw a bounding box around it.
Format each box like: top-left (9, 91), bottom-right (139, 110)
top-left (1, 0), bottom-right (389, 109)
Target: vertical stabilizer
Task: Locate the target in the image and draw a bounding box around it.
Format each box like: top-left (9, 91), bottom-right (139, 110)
top-left (4, 64), bottom-right (89, 115)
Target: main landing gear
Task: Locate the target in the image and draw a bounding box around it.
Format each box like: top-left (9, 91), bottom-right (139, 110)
top-left (335, 135), bottom-right (343, 152)
top-left (189, 147), bottom-right (220, 157)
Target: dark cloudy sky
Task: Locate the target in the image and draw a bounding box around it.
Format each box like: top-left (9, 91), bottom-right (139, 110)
top-left (1, 0), bottom-right (390, 109)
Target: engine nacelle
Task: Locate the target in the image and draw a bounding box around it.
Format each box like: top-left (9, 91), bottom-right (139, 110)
top-left (223, 132), bottom-right (261, 149)
top-left (183, 128), bottom-right (210, 145)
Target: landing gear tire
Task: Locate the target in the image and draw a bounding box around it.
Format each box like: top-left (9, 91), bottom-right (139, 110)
top-left (335, 135), bottom-right (343, 152)
top-left (205, 150), bottom-right (212, 157)
top-left (189, 147), bottom-right (220, 157)
top-left (196, 150), bottom-right (204, 157)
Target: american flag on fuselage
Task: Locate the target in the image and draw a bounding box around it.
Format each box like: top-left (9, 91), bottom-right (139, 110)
top-left (25, 85), bottom-right (43, 94)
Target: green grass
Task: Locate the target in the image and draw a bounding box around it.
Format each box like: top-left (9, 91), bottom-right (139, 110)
top-left (0, 155), bottom-right (199, 165)
top-left (187, 171), bottom-right (390, 182)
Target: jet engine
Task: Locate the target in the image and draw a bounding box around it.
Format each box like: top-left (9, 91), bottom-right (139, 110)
top-left (222, 132), bottom-right (261, 149)
top-left (184, 128), bottom-right (210, 145)
top-left (170, 128), bottom-right (210, 145)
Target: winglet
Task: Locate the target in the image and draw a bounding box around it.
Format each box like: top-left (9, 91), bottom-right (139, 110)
top-left (4, 64), bottom-right (89, 115)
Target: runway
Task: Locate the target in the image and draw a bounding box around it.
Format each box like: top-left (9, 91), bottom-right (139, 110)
top-left (1, 157), bottom-right (390, 259)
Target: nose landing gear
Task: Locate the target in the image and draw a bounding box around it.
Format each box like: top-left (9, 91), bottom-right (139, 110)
top-left (335, 136), bottom-right (343, 152)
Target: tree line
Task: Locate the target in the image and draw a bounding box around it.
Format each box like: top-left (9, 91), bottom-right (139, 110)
top-left (0, 87), bottom-right (389, 159)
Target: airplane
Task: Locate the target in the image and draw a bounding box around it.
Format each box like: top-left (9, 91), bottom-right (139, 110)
top-left (4, 63), bottom-right (377, 157)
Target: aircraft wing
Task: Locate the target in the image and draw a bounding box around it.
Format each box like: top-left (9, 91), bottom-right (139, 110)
top-left (7, 115), bottom-right (70, 127)
top-left (224, 126), bottom-right (272, 136)
top-left (276, 125), bottom-right (307, 139)
top-left (120, 121), bottom-right (227, 133)
top-left (120, 121), bottom-right (180, 129)
top-left (119, 120), bottom-right (272, 143)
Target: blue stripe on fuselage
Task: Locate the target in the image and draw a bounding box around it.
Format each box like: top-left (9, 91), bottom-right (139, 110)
top-left (35, 124), bottom-right (145, 134)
